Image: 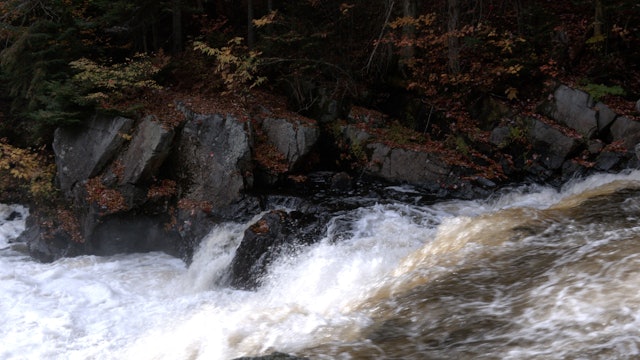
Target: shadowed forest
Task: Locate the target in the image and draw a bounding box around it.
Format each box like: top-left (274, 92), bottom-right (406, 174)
top-left (1, 0), bottom-right (639, 202)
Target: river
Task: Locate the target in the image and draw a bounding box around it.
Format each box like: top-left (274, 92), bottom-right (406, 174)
top-left (2, 170), bottom-right (640, 359)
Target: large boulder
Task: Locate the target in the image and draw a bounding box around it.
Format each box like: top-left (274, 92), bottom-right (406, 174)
top-left (227, 209), bottom-right (329, 290)
top-left (538, 85), bottom-right (606, 138)
top-left (118, 115), bottom-right (175, 185)
top-left (609, 116), bottom-right (640, 150)
top-left (53, 115), bottom-right (134, 194)
top-left (366, 143), bottom-right (451, 186)
top-left (340, 124), bottom-right (451, 188)
top-left (527, 118), bottom-right (581, 170)
top-left (174, 105), bottom-right (253, 211)
top-left (260, 117), bottom-right (319, 170)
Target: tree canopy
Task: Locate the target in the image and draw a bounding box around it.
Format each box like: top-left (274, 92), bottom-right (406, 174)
top-left (0, 0), bottom-right (638, 145)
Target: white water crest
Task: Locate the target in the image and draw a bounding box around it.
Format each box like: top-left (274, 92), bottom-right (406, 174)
top-left (1, 169), bottom-right (640, 359)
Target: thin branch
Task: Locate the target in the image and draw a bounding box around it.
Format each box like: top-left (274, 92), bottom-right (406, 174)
top-left (364, 0), bottom-right (395, 73)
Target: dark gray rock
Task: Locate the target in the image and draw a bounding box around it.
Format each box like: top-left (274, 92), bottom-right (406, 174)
top-left (489, 126), bottom-right (512, 148)
top-left (53, 115), bottom-right (134, 194)
top-left (539, 85), bottom-right (597, 138)
top-left (233, 352), bottom-right (308, 360)
top-left (174, 105), bottom-right (253, 210)
top-left (527, 118), bottom-right (581, 170)
top-left (594, 151), bottom-right (625, 172)
top-left (610, 116), bottom-right (640, 150)
top-left (119, 115), bottom-right (175, 184)
top-left (330, 172), bottom-right (353, 192)
top-left (366, 143), bottom-right (451, 186)
top-left (261, 117), bottom-right (319, 170)
top-left (227, 209), bottom-right (329, 290)
top-left (17, 212), bottom-right (86, 262)
top-left (635, 99), bottom-right (640, 114)
top-left (594, 101), bottom-right (617, 133)
top-left (339, 124), bottom-right (459, 190)
top-left (88, 213), bottom-right (180, 256)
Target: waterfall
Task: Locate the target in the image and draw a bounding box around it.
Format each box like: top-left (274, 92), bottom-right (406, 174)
top-left (2, 170), bottom-right (640, 359)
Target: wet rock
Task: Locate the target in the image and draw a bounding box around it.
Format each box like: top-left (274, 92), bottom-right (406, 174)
top-left (594, 151), bottom-right (625, 172)
top-left (636, 99), bottom-right (640, 114)
top-left (17, 213), bottom-right (86, 262)
top-left (489, 126), bottom-right (511, 148)
top-left (330, 172), bottom-right (353, 192)
top-left (5, 210), bottom-right (22, 221)
top-left (594, 101), bottom-right (617, 133)
top-left (233, 352), bottom-right (308, 360)
top-left (338, 124), bottom-right (451, 190)
top-left (227, 209), bottom-right (329, 290)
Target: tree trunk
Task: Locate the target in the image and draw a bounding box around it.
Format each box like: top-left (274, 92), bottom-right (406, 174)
top-left (399, 0), bottom-right (416, 64)
top-left (247, 0), bottom-right (255, 48)
top-left (172, 0), bottom-right (182, 54)
top-left (594, 0), bottom-right (604, 38)
top-left (447, 0), bottom-right (460, 74)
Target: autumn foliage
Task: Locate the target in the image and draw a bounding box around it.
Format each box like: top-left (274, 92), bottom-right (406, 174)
top-left (0, 0), bottom-right (639, 203)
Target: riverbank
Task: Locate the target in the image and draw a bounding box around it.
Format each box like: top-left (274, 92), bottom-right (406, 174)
top-left (9, 82), bottom-right (640, 265)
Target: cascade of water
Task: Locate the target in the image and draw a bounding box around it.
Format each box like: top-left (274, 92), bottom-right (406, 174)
top-left (0, 170), bottom-right (639, 359)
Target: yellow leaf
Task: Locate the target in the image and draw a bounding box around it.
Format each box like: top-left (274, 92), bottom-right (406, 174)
top-left (505, 87), bottom-right (518, 100)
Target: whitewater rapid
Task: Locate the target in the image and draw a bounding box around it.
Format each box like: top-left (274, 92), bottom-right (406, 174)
top-left (2, 170), bottom-right (640, 359)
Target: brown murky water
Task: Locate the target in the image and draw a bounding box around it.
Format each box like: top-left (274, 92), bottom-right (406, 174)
top-left (300, 182), bottom-right (640, 359)
top-left (3, 173), bottom-right (640, 359)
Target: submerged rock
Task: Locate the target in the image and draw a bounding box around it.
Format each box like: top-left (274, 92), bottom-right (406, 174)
top-left (233, 352), bottom-right (308, 360)
top-left (227, 208), bottom-right (330, 290)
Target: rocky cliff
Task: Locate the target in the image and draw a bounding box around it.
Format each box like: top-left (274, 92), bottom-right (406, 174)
top-left (18, 85), bottom-right (640, 271)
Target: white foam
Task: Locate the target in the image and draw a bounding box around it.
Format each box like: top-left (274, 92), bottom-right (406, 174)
top-left (0, 204), bottom-right (28, 248)
top-left (1, 170), bottom-right (640, 359)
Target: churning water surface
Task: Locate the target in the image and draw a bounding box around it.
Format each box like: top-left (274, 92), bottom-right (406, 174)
top-left (2, 170), bottom-right (640, 360)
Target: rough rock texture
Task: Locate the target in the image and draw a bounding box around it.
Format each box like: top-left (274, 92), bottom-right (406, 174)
top-left (594, 101), bottom-right (618, 133)
top-left (87, 213), bottom-right (180, 256)
top-left (20, 214), bottom-right (86, 262)
top-left (19, 83), bottom-right (640, 266)
top-left (340, 124), bottom-right (451, 188)
top-left (53, 115), bottom-right (134, 194)
top-left (174, 105), bottom-right (253, 210)
top-left (610, 116), bottom-right (640, 150)
top-left (260, 117), bottom-right (319, 170)
top-left (527, 117), bottom-right (581, 170)
top-left (118, 115), bottom-right (175, 185)
top-left (539, 85), bottom-right (599, 138)
top-left (227, 209), bottom-right (329, 290)
top-left (26, 104), bottom-right (259, 262)
top-left (366, 143), bottom-right (451, 186)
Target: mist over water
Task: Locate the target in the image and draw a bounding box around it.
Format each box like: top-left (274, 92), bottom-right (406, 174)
top-left (2, 170), bottom-right (640, 359)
